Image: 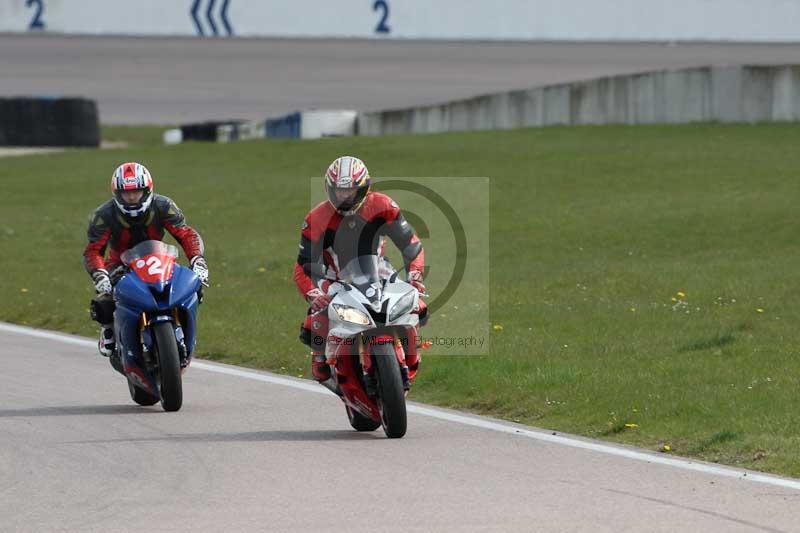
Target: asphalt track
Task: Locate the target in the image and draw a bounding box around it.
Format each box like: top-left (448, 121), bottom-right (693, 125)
top-left (2, 323), bottom-right (799, 532)
top-left (5, 35), bottom-right (800, 532)
top-left (3, 35), bottom-right (800, 124)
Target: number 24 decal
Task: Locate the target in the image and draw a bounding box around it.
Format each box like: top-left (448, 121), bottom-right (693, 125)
top-left (134, 256), bottom-right (167, 276)
top-left (373, 0), bottom-right (390, 34)
top-left (146, 256), bottom-right (165, 276)
top-left (27, 0), bottom-right (45, 30)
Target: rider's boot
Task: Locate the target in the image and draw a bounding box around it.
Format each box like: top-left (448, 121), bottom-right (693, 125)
top-left (98, 324), bottom-right (115, 357)
top-left (404, 326), bottom-right (421, 385)
top-left (300, 310), bottom-right (331, 382)
top-left (311, 352), bottom-right (331, 382)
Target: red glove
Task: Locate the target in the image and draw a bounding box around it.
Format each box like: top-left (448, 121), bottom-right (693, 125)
top-left (306, 289), bottom-right (331, 313)
top-left (311, 294), bottom-right (331, 313)
top-left (408, 270), bottom-right (426, 295)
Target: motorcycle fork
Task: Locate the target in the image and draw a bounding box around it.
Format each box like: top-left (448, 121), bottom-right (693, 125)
top-left (395, 337), bottom-right (411, 391)
top-left (357, 336), bottom-right (379, 398)
top-left (138, 311), bottom-right (181, 369)
top-left (358, 336), bottom-right (372, 374)
top-left (359, 331), bottom-right (398, 373)
top-left (170, 309), bottom-right (189, 368)
top-left (141, 313), bottom-right (166, 372)
top-left (394, 337), bottom-right (407, 365)
top-left (137, 313), bottom-right (155, 367)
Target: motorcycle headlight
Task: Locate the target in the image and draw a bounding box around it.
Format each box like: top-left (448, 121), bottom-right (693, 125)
top-left (388, 290), bottom-right (416, 322)
top-left (332, 304), bottom-right (371, 325)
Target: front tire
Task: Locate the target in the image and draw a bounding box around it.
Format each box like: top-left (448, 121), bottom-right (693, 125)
top-left (152, 321), bottom-right (182, 412)
top-left (372, 343), bottom-right (407, 438)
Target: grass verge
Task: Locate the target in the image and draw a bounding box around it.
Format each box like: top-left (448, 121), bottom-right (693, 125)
top-left (3, 123), bottom-right (799, 477)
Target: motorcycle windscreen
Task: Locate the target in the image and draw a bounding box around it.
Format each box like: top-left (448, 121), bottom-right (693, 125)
top-left (339, 255), bottom-right (381, 302)
top-left (121, 240), bottom-right (178, 286)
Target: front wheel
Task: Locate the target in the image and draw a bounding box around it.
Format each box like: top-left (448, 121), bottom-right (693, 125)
top-left (372, 343), bottom-right (407, 438)
top-left (152, 321), bottom-right (182, 412)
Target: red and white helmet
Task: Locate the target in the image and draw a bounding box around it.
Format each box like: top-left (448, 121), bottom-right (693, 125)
top-left (325, 156), bottom-right (371, 214)
top-left (111, 162), bottom-right (154, 218)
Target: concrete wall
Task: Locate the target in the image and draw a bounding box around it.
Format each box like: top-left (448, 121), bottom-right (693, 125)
top-left (2, 0), bottom-right (800, 41)
top-left (357, 66), bottom-right (800, 136)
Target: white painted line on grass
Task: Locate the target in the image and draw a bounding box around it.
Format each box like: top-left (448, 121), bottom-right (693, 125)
top-left (2, 321), bottom-right (799, 491)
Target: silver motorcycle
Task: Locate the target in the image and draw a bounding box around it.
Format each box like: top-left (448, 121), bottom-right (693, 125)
top-left (319, 254), bottom-right (421, 438)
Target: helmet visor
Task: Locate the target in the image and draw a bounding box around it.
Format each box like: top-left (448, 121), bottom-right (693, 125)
top-left (118, 189), bottom-right (145, 205)
top-left (113, 187), bottom-right (153, 218)
top-left (328, 185), bottom-right (368, 212)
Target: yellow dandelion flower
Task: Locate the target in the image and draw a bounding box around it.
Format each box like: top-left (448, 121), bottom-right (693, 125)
top-left (493, 324), bottom-right (504, 332)
top-left (257, 267), bottom-right (267, 273)
top-left (756, 308), bottom-right (764, 313)
top-left (671, 297), bottom-right (677, 302)
top-left (624, 423), bottom-right (639, 429)
top-left (662, 444), bottom-right (672, 452)
top-left (677, 291), bottom-right (686, 299)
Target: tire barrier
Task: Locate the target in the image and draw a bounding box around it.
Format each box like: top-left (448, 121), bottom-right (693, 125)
top-left (179, 120), bottom-right (247, 142)
top-left (0, 97), bottom-right (100, 147)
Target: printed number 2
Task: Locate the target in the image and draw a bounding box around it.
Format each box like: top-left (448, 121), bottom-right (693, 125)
top-left (373, 0), bottom-right (390, 34)
top-left (146, 256), bottom-right (165, 276)
top-left (27, 0), bottom-right (45, 30)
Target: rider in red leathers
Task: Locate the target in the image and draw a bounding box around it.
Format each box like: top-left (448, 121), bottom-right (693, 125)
top-left (295, 156), bottom-right (427, 386)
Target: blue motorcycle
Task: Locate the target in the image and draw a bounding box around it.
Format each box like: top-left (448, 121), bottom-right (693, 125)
top-left (109, 240), bottom-right (203, 412)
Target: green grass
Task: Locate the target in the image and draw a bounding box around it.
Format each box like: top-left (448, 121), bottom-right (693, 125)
top-left (3, 123), bottom-right (800, 477)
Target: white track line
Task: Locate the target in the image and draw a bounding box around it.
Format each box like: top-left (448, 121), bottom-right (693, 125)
top-left (3, 321), bottom-right (799, 491)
